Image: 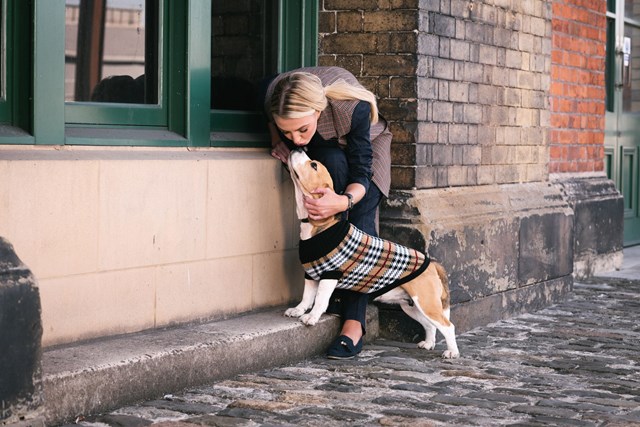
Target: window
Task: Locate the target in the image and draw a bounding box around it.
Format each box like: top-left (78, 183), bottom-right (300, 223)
top-left (210, 0), bottom-right (318, 147)
top-left (0, 0), bottom-right (318, 147)
top-left (65, 0), bottom-right (167, 126)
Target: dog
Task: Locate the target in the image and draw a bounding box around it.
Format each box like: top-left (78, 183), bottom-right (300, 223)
top-left (284, 149), bottom-right (460, 359)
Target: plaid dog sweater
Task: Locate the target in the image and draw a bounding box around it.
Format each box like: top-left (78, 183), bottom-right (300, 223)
top-left (299, 221), bottom-right (429, 298)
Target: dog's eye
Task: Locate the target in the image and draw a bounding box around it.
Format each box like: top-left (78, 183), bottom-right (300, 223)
top-left (310, 162), bottom-right (318, 171)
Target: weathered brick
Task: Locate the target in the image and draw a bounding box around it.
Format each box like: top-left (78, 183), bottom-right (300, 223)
top-left (453, 105), bottom-right (466, 124)
top-left (479, 45), bottom-right (498, 65)
top-left (494, 28), bottom-right (517, 49)
top-left (319, 11), bottom-right (336, 33)
top-left (477, 164), bottom-right (496, 184)
top-left (417, 122), bottom-right (439, 143)
top-left (391, 166), bottom-right (415, 188)
top-left (431, 14), bottom-right (456, 37)
top-left (432, 101), bottom-right (454, 122)
top-left (450, 0), bottom-right (471, 19)
top-left (324, 0), bottom-right (379, 10)
top-left (391, 143), bottom-right (417, 165)
top-left (336, 11), bottom-right (362, 32)
top-left (379, 98), bottom-right (418, 121)
top-left (504, 88), bottom-right (521, 107)
top-left (389, 32), bottom-right (417, 53)
top-left (433, 58), bottom-right (455, 79)
top-left (418, 33), bottom-right (439, 56)
top-left (322, 33), bottom-right (377, 53)
top-left (364, 10), bottom-right (418, 32)
top-left (364, 54), bottom-right (416, 75)
top-left (389, 122), bottom-right (417, 144)
top-left (439, 38), bottom-right (451, 59)
top-left (438, 81), bottom-right (449, 101)
top-left (449, 124), bottom-right (469, 143)
top-left (449, 82), bottom-right (469, 103)
top-left (463, 62), bottom-right (484, 83)
top-left (463, 145), bottom-right (482, 165)
top-left (415, 165), bottom-right (437, 188)
top-left (450, 39), bottom-right (470, 61)
top-left (505, 49), bottom-right (522, 69)
top-left (417, 77), bottom-right (437, 100)
top-left (465, 21), bottom-right (493, 44)
top-left (464, 104), bottom-right (483, 124)
top-left (431, 144), bottom-right (453, 165)
top-left (390, 76), bottom-right (417, 98)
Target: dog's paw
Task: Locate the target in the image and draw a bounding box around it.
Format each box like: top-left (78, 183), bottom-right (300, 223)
top-left (442, 350), bottom-right (460, 359)
top-left (300, 313), bottom-right (320, 325)
top-left (417, 340), bottom-right (436, 350)
top-left (284, 307), bottom-right (306, 318)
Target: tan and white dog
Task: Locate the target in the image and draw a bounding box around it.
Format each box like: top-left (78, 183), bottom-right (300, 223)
top-left (285, 149), bottom-right (460, 359)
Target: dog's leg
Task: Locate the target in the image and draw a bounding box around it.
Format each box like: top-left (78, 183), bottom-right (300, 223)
top-left (414, 300), bottom-right (460, 359)
top-left (285, 278), bottom-right (319, 318)
top-left (299, 279), bottom-right (338, 326)
top-left (399, 301), bottom-right (437, 350)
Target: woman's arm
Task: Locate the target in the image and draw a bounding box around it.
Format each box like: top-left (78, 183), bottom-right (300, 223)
top-left (304, 101), bottom-right (372, 219)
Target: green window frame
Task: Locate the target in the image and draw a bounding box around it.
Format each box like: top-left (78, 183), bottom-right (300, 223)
top-left (0, 0), bottom-right (318, 148)
top-left (65, 0), bottom-right (170, 127)
top-left (209, 0), bottom-right (318, 148)
top-left (0, 0), bottom-right (33, 144)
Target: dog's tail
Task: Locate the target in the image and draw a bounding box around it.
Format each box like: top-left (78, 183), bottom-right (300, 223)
top-left (433, 261), bottom-right (450, 310)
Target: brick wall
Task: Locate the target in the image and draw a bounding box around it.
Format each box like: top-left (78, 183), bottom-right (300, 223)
top-left (549, 0), bottom-right (607, 173)
top-left (319, 0), bottom-right (551, 190)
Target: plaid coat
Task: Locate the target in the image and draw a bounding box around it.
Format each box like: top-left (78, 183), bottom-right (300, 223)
top-left (265, 66), bottom-right (392, 196)
top-left (299, 221), bottom-right (429, 297)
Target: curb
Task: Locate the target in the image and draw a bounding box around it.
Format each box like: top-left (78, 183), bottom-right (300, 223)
top-left (41, 310), bottom-right (344, 425)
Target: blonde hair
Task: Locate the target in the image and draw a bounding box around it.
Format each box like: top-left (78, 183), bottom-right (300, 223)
top-left (270, 72), bottom-right (379, 123)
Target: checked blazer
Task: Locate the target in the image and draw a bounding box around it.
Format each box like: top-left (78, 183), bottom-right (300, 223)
top-left (299, 221), bottom-right (430, 298)
top-left (264, 66), bottom-right (392, 196)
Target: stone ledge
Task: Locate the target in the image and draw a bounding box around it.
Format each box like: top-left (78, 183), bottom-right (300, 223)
top-left (41, 306), bottom-right (379, 425)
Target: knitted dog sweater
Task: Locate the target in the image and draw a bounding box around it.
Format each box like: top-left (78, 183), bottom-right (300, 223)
top-left (299, 221), bottom-right (430, 298)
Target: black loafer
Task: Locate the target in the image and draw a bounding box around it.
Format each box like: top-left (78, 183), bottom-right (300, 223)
top-left (326, 335), bottom-right (363, 359)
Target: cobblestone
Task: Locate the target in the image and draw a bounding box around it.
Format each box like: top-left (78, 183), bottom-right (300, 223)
top-left (67, 277), bottom-right (640, 426)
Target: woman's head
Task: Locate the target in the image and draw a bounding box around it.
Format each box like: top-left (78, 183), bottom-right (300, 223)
top-left (269, 72), bottom-right (327, 120)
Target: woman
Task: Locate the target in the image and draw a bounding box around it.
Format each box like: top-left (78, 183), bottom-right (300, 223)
top-left (264, 66), bottom-right (392, 359)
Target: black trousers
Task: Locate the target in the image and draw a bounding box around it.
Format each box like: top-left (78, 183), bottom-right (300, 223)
top-left (306, 143), bottom-right (383, 335)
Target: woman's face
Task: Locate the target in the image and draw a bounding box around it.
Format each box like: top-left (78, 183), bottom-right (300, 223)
top-left (273, 111), bottom-right (321, 147)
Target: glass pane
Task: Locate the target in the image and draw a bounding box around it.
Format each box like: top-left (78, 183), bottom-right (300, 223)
top-left (626, 0), bottom-right (640, 20)
top-left (211, 0), bottom-right (278, 111)
top-left (606, 18), bottom-right (616, 112)
top-left (65, 0), bottom-right (157, 104)
top-left (623, 25), bottom-right (640, 112)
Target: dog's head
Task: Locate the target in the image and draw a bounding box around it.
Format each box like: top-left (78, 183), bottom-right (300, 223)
top-left (287, 149), bottom-right (334, 220)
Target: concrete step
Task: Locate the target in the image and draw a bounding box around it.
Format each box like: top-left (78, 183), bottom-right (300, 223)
top-left (42, 307), bottom-right (380, 425)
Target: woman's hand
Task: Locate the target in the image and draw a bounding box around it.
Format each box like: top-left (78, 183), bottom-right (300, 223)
top-left (271, 140), bottom-right (290, 164)
top-left (304, 187), bottom-right (348, 220)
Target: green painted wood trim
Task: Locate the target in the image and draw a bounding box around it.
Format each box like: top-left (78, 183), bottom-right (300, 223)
top-left (33, 0), bottom-right (64, 145)
top-left (0, 0), bottom-right (12, 121)
top-left (185, 0), bottom-right (211, 147)
top-left (65, 0), bottom-right (170, 127)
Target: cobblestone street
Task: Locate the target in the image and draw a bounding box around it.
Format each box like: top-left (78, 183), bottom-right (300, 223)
top-left (69, 278), bottom-right (640, 426)
top-left (68, 277), bottom-right (640, 427)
